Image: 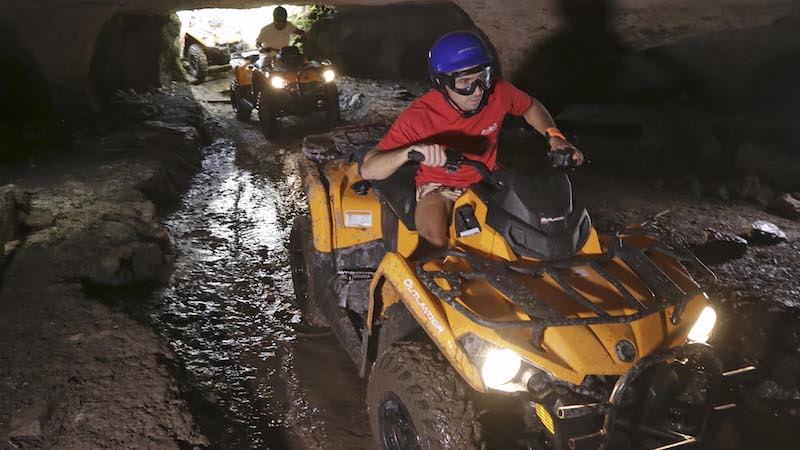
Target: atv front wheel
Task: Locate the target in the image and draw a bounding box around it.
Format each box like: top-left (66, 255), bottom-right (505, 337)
top-left (289, 215), bottom-right (329, 328)
top-left (368, 342), bottom-right (483, 450)
top-left (324, 83), bottom-right (340, 127)
top-left (258, 92), bottom-right (276, 138)
top-left (230, 80), bottom-right (252, 122)
top-left (188, 44), bottom-right (208, 82)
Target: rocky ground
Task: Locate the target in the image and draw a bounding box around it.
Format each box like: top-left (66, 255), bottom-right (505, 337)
top-left (0, 68), bottom-right (798, 450)
top-left (0, 85), bottom-right (210, 449)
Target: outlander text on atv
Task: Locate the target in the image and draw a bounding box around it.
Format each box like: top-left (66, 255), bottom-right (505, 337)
top-left (229, 46), bottom-right (340, 138)
top-left (291, 127), bottom-right (754, 450)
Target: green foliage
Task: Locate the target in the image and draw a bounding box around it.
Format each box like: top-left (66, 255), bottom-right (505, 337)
top-left (288, 5), bottom-right (336, 48)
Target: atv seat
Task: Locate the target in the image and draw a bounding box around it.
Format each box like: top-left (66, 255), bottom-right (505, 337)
top-left (372, 165), bottom-right (418, 231)
top-left (275, 46), bottom-right (307, 70)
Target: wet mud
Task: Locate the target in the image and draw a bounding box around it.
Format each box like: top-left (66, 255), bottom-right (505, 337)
top-left (151, 75), bottom-right (383, 449)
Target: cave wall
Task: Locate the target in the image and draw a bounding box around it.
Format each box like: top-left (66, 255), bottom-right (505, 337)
top-left (2, 0), bottom-right (799, 119)
top-left (303, 3), bottom-right (479, 79)
top-left (90, 13), bottom-right (184, 99)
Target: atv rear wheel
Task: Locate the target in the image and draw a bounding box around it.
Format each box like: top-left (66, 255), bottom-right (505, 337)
top-left (324, 83), bottom-right (340, 127)
top-left (258, 92), bottom-right (276, 138)
top-left (230, 80), bottom-right (252, 122)
top-left (188, 44), bottom-right (208, 82)
top-left (367, 342), bottom-right (483, 450)
top-left (289, 215), bottom-right (329, 328)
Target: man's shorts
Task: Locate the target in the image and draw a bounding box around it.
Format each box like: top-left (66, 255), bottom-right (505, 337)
top-left (416, 182), bottom-right (466, 202)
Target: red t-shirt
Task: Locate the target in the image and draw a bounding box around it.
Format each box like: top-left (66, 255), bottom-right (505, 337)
top-left (377, 79), bottom-right (533, 187)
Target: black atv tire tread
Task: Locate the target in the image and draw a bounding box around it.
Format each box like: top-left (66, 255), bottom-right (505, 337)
top-left (258, 92), bottom-right (275, 138)
top-left (324, 83), bottom-right (341, 127)
top-left (188, 44), bottom-right (208, 82)
top-left (367, 342), bottom-right (484, 450)
top-left (289, 215), bottom-right (329, 328)
top-left (230, 80), bottom-right (252, 122)
top-left (291, 215), bottom-right (362, 363)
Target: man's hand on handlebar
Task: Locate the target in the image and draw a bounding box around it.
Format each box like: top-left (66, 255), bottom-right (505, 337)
top-left (547, 136), bottom-right (584, 166)
top-left (406, 144), bottom-right (447, 168)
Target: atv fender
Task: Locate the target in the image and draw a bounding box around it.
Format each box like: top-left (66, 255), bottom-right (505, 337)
top-left (366, 252), bottom-right (485, 392)
top-left (299, 158), bottom-right (333, 253)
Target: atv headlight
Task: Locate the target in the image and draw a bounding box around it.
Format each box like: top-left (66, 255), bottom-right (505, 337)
top-left (271, 76), bottom-right (287, 89)
top-left (482, 349), bottom-right (522, 389)
top-left (687, 306), bottom-right (717, 343)
top-left (323, 69), bottom-right (335, 83)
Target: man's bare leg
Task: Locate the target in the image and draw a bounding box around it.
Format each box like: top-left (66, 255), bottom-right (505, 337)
top-left (415, 192), bottom-right (454, 249)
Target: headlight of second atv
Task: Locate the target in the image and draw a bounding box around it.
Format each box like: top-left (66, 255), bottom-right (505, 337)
top-left (323, 69), bottom-right (335, 83)
top-left (271, 76), bottom-right (288, 89)
top-left (687, 306), bottom-right (717, 343)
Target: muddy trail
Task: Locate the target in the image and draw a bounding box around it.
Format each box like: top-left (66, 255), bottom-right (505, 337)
top-left (145, 74), bottom-right (428, 449)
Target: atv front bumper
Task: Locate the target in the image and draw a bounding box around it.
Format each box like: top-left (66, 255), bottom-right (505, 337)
top-left (539, 343), bottom-right (754, 450)
top-left (264, 83), bottom-right (328, 117)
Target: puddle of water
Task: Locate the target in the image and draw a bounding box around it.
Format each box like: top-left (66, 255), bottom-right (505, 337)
top-left (153, 138), bottom-right (308, 448)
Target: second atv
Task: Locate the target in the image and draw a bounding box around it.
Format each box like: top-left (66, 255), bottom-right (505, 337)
top-left (229, 46), bottom-right (340, 138)
top-left (290, 126), bottom-right (753, 450)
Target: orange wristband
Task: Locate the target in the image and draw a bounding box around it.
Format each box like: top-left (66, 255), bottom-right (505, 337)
top-left (545, 127), bottom-right (565, 140)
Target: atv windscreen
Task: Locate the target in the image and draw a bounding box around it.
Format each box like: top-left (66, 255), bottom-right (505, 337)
top-left (485, 170), bottom-right (591, 260)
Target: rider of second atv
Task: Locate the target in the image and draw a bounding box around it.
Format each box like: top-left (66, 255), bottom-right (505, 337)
top-left (291, 129), bottom-right (750, 450)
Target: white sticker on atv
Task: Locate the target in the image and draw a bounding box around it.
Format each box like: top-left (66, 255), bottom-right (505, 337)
top-left (344, 210), bottom-right (372, 228)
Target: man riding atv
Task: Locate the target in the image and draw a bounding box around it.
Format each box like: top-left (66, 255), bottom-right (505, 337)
top-left (360, 31), bottom-right (584, 250)
top-left (256, 6), bottom-right (305, 65)
top-left (291, 30), bottom-right (755, 450)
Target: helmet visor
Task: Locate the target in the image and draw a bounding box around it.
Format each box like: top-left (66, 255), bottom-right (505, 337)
top-left (440, 65), bottom-right (493, 96)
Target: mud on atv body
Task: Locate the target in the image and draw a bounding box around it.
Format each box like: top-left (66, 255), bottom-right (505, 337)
top-left (229, 46), bottom-right (340, 138)
top-left (290, 126), bottom-right (753, 450)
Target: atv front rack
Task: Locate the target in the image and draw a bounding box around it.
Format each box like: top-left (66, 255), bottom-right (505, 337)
top-left (416, 230), bottom-right (715, 350)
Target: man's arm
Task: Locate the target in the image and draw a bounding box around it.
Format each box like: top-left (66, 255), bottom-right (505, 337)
top-left (522, 98), bottom-right (584, 164)
top-left (360, 144), bottom-right (446, 181)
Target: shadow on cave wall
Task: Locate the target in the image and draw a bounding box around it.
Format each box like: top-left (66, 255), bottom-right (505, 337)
top-left (0, 26), bottom-right (55, 162)
top-left (90, 12), bottom-right (184, 100)
top-left (516, 0), bottom-right (725, 113)
top-left (515, 0), bottom-right (800, 187)
top-left (304, 2), bottom-right (494, 80)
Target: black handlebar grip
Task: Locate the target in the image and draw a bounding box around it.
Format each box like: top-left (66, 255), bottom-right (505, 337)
top-left (407, 150), bottom-right (425, 162)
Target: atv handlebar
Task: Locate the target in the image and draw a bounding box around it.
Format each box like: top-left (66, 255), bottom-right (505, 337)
top-left (407, 148), bottom-right (501, 188)
top-left (547, 148), bottom-right (579, 169)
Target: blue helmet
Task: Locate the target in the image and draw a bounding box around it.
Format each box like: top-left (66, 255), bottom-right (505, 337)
top-left (429, 31), bottom-right (495, 117)
top-left (429, 31), bottom-right (493, 74)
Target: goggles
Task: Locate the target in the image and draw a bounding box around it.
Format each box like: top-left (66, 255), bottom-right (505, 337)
top-left (437, 64), bottom-right (494, 96)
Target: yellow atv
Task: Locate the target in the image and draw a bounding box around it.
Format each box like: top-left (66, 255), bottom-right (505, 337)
top-left (290, 127), bottom-right (753, 450)
top-left (180, 14), bottom-right (245, 82)
top-left (229, 46), bottom-right (340, 138)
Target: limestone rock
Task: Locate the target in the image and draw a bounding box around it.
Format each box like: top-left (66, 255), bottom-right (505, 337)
top-left (748, 220), bottom-right (787, 244)
top-left (771, 193), bottom-right (800, 221)
top-left (7, 401), bottom-right (48, 438)
top-left (93, 242), bottom-right (165, 287)
top-left (24, 208), bottom-right (55, 229)
top-left (0, 185), bottom-right (31, 241)
top-left (691, 229), bottom-right (748, 265)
